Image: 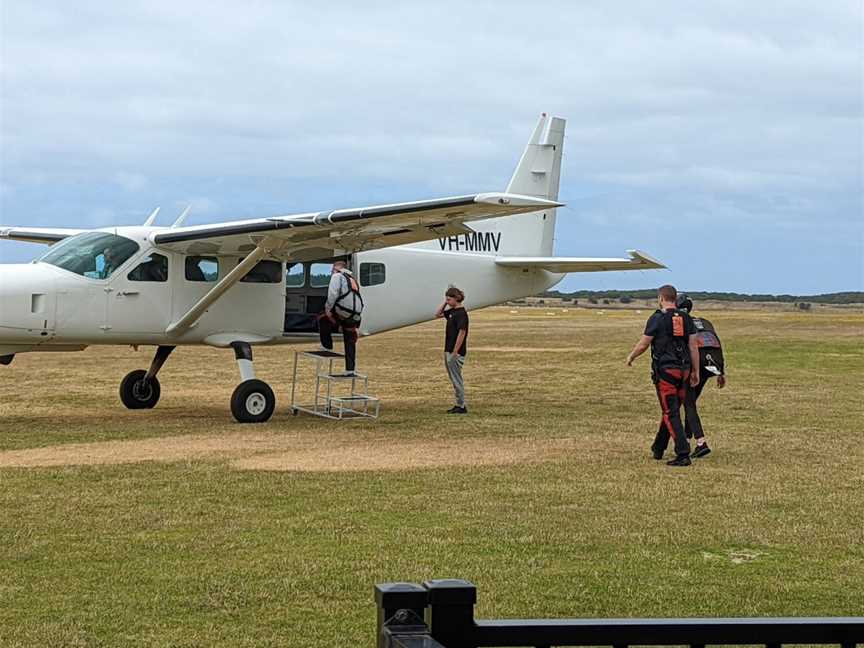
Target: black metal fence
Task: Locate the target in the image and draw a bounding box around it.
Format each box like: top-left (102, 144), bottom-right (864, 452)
top-left (376, 579), bottom-right (864, 648)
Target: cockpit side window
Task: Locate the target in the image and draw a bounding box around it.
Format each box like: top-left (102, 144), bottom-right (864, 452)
top-left (128, 253), bottom-right (168, 282)
top-left (39, 232), bottom-right (140, 279)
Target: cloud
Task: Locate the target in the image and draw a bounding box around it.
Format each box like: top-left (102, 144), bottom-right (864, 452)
top-left (171, 197), bottom-right (216, 216)
top-left (112, 172), bottom-right (148, 192)
top-left (0, 0), bottom-right (861, 291)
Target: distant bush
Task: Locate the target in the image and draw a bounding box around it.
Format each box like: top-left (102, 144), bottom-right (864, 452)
top-left (537, 289), bottom-right (863, 304)
top-left (602, 299), bottom-right (611, 304)
top-left (588, 297), bottom-right (598, 304)
top-left (797, 302), bottom-right (812, 311)
top-left (620, 296), bottom-right (632, 304)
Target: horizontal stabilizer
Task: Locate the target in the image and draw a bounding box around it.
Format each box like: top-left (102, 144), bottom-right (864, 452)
top-left (494, 249), bottom-right (666, 274)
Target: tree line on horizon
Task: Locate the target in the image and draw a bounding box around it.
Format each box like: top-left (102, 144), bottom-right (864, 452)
top-left (540, 289), bottom-right (864, 305)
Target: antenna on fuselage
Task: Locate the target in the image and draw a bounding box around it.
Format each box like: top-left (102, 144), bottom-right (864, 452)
top-left (142, 207), bottom-right (161, 227)
top-left (170, 205), bottom-right (192, 228)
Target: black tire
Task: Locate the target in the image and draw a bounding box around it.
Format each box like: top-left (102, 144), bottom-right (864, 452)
top-left (230, 379), bottom-right (275, 423)
top-left (119, 370), bottom-right (161, 410)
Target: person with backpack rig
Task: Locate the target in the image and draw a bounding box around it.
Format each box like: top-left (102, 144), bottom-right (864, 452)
top-left (626, 284), bottom-right (700, 466)
top-left (318, 260), bottom-right (364, 375)
top-left (675, 294), bottom-right (726, 458)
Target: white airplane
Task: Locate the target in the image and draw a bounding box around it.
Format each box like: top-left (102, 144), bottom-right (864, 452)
top-left (0, 114), bottom-right (664, 422)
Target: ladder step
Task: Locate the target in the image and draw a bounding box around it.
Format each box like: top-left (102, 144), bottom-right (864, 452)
top-left (301, 350), bottom-right (344, 358)
top-left (330, 395), bottom-right (378, 403)
top-left (320, 372), bottom-right (368, 380)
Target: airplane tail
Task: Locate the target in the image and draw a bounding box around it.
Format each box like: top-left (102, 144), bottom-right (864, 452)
top-left (412, 114), bottom-right (565, 257)
top-left (469, 113), bottom-right (565, 256)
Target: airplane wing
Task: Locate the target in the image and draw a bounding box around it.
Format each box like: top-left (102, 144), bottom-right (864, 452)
top-left (152, 192), bottom-right (561, 259)
top-left (494, 250), bottom-right (666, 273)
top-left (0, 227), bottom-right (86, 244)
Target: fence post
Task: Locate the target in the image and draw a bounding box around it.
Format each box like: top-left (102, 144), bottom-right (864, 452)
top-left (375, 582), bottom-right (430, 648)
top-left (425, 579), bottom-right (478, 648)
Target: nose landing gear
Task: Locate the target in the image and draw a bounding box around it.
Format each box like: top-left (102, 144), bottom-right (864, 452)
top-left (119, 345), bottom-right (174, 410)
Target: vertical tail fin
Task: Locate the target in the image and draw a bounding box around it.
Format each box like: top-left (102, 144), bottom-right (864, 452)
top-left (470, 113), bottom-right (565, 256)
top-left (414, 114), bottom-right (566, 257)
top-left (506, 114), bottom-right (565, 202)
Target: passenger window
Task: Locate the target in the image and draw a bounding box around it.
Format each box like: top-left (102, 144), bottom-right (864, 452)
top-left (185, 256), bottom-right (218, 282)
top-left (285, 263), bottom-right (305, 287)
top-left (310, 263), bottom-right (332, 288)
top-left (128, 253), bottom-right (168, 282)
top-left (239, 259), bottom-right (282, 283)
top-left (359, 262), bottom-right (386, 287)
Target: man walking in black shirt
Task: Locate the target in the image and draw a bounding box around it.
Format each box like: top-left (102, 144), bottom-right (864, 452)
top-left (627, 285), bottom-right (701, 466)
top-left (435, 286), bottom-right (469, 414)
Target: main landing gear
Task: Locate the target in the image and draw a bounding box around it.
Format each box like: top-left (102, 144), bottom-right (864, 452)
top-left (120, 345), bottom-right (174, 410)
top-left (119, 343), bottom-right (276, 423)
top-left (229, 341), bottom-right (276, 423)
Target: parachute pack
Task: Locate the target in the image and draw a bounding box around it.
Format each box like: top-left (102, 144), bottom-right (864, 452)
top-left (693, 316), bottom-right (724, 376)
top-left (332, 270), bottom-right (364, 326)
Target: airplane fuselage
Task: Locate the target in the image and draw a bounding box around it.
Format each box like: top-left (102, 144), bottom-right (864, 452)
top-left (0, 225), bottom-right (562, 357)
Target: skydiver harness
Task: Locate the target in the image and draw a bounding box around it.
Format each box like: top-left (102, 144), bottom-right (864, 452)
top-left (692, 316), bottom-right (725, 377)
top-left (651, 308), bottom-right (692, 385)
top-left (331, 270), bottom-right (364, 327)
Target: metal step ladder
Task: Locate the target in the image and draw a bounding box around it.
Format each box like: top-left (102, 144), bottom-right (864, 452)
top-left (290, 349), bottom-right (380, 420)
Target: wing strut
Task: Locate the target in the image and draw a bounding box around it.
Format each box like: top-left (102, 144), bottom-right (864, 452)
top-left (165, 236), bottom-right (282, 336)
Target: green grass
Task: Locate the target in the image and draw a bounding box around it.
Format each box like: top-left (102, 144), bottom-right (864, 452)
top-left (1, 308), bottom-right (863, 646)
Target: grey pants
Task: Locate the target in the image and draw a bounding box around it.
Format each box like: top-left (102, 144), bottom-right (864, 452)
top-left (445, 352), bottom-right (466, 406)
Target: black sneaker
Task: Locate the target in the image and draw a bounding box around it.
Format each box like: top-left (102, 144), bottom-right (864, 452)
top-left (652, 448), bottom-right (664, 460)
top-left (447, 406), bottom-right (468, 414)
top-left (666, 455), bottom-right (692, 467)
top-left (691, 444), bottom-right (711, 459)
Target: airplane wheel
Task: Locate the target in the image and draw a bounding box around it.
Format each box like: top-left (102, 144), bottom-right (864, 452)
top-left (119, 370), bottom-right (161, 410)
top-left (231, 379), bottom-right (275, 423)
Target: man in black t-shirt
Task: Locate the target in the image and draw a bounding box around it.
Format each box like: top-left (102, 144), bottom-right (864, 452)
top-left (627, 285), bottom-right (701, 466)
top-left (435, 286), bottom-right (469, 414)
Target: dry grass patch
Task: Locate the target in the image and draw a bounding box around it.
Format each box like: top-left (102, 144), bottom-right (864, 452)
top-left (0, 431), bottom-right (575, 472)
top-left (231, 435), bottom-right (575, 472)
top-left (0, 432), bottom-right (279, 468)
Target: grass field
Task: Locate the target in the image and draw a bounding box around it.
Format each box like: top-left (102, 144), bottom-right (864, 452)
top-left (1, 307), bottom-right (863, 646)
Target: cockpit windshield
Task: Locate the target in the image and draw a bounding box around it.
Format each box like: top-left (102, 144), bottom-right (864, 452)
top-left (39, 232), bottom-right (140, 279)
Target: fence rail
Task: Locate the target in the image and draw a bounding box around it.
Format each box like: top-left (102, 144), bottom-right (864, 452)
top-left (376, 579), bottom-right (864, 648)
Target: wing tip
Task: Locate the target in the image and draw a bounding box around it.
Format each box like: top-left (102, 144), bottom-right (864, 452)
top-left (475, 192), bottom-right (565, 209)
top-left (628, 249), bottom-right (667, 269)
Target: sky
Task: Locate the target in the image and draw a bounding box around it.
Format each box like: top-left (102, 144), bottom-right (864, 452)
top-left (1, 0), bottom-right (862, 294)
